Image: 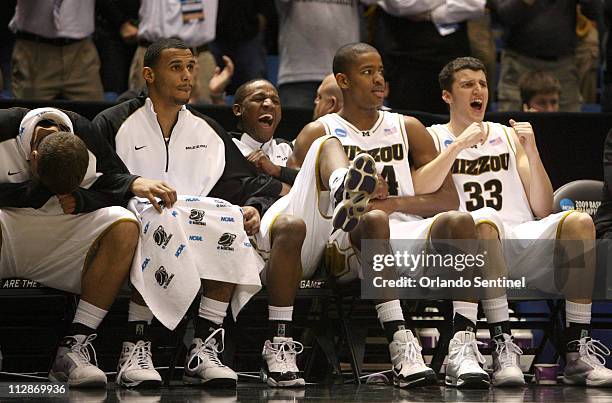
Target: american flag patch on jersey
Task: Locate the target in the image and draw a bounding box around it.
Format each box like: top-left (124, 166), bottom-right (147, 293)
top-left (489, 137), bottom-right (502, 145)
top-left (384, 127), bottom-right (397, 135)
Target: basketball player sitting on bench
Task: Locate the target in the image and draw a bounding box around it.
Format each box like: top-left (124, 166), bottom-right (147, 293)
top-left (0, 107), bottom-right (172, 388)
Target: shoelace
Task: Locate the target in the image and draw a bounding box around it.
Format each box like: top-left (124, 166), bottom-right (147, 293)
top-left (393, 332), bottom-right (424, 366)
top-left (71, 334), bottom-right (98, 367)
top-left (578, 338), bottom-right (611, 368)
top-left (187, 328), bottom-right (225, 370)
top-left (453, 337), bottom-right (486, 366)
top-left (117, 341), bottom-right (153, 381)
top-left (269, 340), bottom-right (304, 373)
top-left (495, 338), bottom-right (523, 368)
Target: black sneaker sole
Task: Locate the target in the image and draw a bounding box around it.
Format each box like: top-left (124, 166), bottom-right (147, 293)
top-left (183, 376), bottom-right (237, 388)
top-left (395, 370), bottom-right (438, 388)
top-left (332, 153), bottom-right (377, 232)
top-left (446, 373), bottom-right (491, 389)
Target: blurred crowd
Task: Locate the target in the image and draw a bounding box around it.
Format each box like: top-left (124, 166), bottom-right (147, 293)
top-left (0, 0), bottom-right (611, 113)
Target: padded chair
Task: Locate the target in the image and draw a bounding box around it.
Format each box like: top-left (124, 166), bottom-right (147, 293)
top-left (552, 179), bottom-right (604, 217)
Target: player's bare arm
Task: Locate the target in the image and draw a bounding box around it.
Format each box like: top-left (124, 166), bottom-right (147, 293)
top-left (509, 119), bottom-right (553, 218)
top-left (415, 122), bottom-right (486, 193)
top-left (369, 116), bottom-right (459, 217)
top-left (286, 121), bottom-right (327, 169)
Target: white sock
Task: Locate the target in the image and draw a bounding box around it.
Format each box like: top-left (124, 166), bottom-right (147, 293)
top-left (199, 297), bottom-right (228, 326)
top-left (482, 296), bottom-right (509, 324)
top-left (73, 300), bottom-right (107, 330)
top-left (375, 300), bottom-right (405, 324)
top-left (268, 305), bottom-right (293, 322)
top-left (128, 301), bottom-right (154, 324)
top-left (566, 301), bottom-right (591, 327)
top-left (329, 167), bottom-right (348, 196)
top-left (453, 301), bottom-right (478, 325)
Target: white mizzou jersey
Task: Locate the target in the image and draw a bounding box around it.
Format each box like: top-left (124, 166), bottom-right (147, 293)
top-left (428, 122), bottom-right (533, 227)
top-left (318, 111), bottom-right (416, 200)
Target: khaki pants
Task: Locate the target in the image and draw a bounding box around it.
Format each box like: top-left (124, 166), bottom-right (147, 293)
top-left (468, 15), bottom-right (497, 102)
top-left (129, 45), bottom-right (216, 104)
top-left (575, 26), bottom-right (599, 104)
top-left (11, 38), bottom-right (103, 101)
top-left (498, 49), bottom-right (581, 112)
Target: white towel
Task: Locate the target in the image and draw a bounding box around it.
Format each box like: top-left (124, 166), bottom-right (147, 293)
top-left (129, 196), bottom-right (263, 330)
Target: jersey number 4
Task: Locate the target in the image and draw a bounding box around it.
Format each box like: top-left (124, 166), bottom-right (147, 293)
top-left (463, 179), bottom-right (502, 211)
top-left (381, 165), bottom-right (399, 196)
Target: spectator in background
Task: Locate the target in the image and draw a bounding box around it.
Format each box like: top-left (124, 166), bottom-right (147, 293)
top-left (313, 74), bottom-right (343, 120)
top-left (519, 70), bottom-right (561, 112)
top-left (210, 0), bottom-right (274, 95)
top-left (94, 0), bottom-right (140, 100)
top-left (275, 0), bottom-right (360, 108)
top-left (9, 0), bottom-right (104, 101)
top-left (0, 0), bottom-right (16, 98)
top-left (467, 13), bottom-right (497, 103)
top-left (575, 5), bottom-right (600, 105)
top-left (365, 0), bottom-right (485, 114)
top-left (595, 129), bottom-right (612, 238)
top-left (128, 0), bottom-right (220, 104)
top-left (490, 0), bottom-right (602, 112)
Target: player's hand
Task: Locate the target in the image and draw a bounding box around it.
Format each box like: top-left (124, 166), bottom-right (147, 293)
top-left (57, 193), bottom-right (76, 214)
top-left (509, 119), bottom-right (538, 156)
top-left (374, 174), bottom-right (389, 200)
top-left (242, 206), bottom-right (260, 236)
top-left (130, 178), bottom-right (177, 213)
top-left (456, 122), bottom-right (486, 150)
top-left (209, 55), bottom-right (235, 97)
top-left (367, 198), bottom-right (396, 215)
top-left (247, 149), bottom-right (281, 177)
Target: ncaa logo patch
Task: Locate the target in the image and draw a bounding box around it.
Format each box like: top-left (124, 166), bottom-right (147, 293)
top-left (559, 198), bottom-right (575, 211)
top-left (335, 128), bottom-right (347, 138)
top-left (444, 139), bottom-right (453, 147)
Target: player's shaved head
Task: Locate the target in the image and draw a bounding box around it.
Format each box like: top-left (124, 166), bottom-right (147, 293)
top-left (333, 43), bottom-right (379, 75)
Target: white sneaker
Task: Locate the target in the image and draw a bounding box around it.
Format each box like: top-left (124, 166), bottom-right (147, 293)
top-left (389, 330), bottom-right (437, 388)
top-left (563, 337), bottom-right (612, 387)
top-left (183, 328), bottom-right (237, 387)
top-left (332, 153), bottom-right (378, 232)
top-left (445, 330), bottom-right (490, 388)
top-left (261, 337), bottom-right (305, 387)
top-left (49, 334), bottom-right (107, 387)
top-left (116, 340), bottom-right (162, 388)
top-left (491, 334), bottom-right (525, 386)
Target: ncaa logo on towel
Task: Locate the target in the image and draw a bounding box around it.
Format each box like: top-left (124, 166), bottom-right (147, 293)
top-left (175, 243), bottom-right (186, 258)
top-left (189, 235), bottom-right (203, 241)
top-left (220, 216), bottom-right (235, 223)
top-left (559, 198), bottom-right (575, 211)
top-left (186, 197), bottom-right (200, 202)
top-left (217, 232), bottom-right (237, 251)
top-left (155, 266), bottom-right (175, 289)
top-left (141, 258), bottom-right (150, 271)
top-left (189, 209), bottom-right (206, 226)
top-left (444, 139), bottom-right (453, 147)
top-left (153, 226), bottom-right (173, 249)
top-left (335, 128), bottom-right (347, 138)
top-left (143, 221), bottom-right (150, 234)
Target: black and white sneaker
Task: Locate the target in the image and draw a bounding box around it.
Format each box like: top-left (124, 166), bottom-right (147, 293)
top-left (49, 334), bottom-right (107, 388)
top-left (389, 330), bottom-right (438, 388)
top-left (183, 328), bottom-right (237, 387)
top-left (331, 153), bottom-right (378, 232)
top-left (445, 330), bottom-right (490, 389)
top-left (261, 337), bottom-right (305, 387)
